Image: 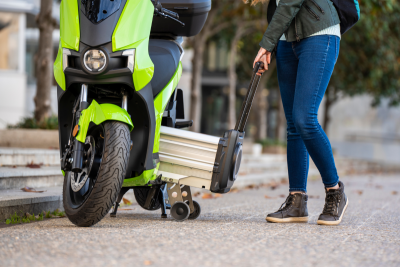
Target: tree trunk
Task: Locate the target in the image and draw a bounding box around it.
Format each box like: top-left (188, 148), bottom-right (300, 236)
top-left (188, 5), bottom-right (230, 133)
top-left (255, 59), bottom-right (276, 140)
top-left (323, 86), bottom-right (337, 134)
top-left (190, 42), bottom-right (205, 132)
top-left (34, 0), bottom-right (54, 122)
top-left (275, 87), bottom-right (286, 141)
top-left (255, 73), bottom-right (269, 140)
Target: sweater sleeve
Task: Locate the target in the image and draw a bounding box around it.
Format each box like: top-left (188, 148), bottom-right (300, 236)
top-left (259, 0), bottom-right (306, 51)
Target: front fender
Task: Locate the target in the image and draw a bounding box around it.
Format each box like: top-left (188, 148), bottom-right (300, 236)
top-left (76, 100), bottom-right (134, 143)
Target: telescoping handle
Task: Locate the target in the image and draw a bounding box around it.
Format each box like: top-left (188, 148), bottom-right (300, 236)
top-left (234, 61), bottom-right (265, 133)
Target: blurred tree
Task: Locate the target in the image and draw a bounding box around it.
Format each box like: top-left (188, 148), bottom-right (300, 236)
top-left (34, 0), bottom-right (56, 122)
top-left (325, 0), bottom-right (400, 131)
top-left (186, 0), bottom-right (231, 132)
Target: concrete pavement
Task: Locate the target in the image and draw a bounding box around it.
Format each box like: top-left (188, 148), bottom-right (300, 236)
top-left (0, 174), bottom-right (399, 267)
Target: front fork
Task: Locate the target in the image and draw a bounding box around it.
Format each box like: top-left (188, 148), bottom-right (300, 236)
top-left (71, 85), bottom-right (129, 173)
top-left (71, 84), bottom-right (89, 173)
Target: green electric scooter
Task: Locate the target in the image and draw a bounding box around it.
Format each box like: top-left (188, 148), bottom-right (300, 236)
top-left (55, 0), bottom-right (264, 227)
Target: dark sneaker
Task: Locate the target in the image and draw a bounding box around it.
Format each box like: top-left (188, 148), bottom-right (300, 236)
top-left (266, 193), bottom-right (308, 223)
top-left (317, 181), bottom-right (349, 226)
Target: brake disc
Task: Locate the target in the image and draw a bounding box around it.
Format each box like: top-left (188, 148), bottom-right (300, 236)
top-left (70, 136), bottom-right (96, 192)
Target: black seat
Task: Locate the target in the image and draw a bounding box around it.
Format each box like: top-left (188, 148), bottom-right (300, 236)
top-left (149, 39), bottom-right (181, 97)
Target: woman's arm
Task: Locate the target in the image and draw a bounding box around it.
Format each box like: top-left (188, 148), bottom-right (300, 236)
top-left (260, 0), bottom-right (306, 52)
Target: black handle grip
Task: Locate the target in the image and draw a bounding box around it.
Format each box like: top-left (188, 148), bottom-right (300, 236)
top-left (162, 8), bottom-right (179, 19)
top-left (234, 61), bottom-right (265, 133)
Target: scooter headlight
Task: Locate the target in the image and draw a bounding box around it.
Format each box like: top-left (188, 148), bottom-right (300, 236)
top-left (83, 49), bottom-right (107, 72)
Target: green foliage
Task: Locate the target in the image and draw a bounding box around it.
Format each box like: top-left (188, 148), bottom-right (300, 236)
top-left (3, 210), bottom-right (59, 226)
top-left (331, 0), bottom-right (400, 106)
top-left (256, 138), bottom-right (287, 148)
top-left (7, 115), bottom-right (58, 130)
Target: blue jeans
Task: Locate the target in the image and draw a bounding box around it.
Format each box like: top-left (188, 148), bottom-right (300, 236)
top-left (276, 35), bottom-right (340, 193)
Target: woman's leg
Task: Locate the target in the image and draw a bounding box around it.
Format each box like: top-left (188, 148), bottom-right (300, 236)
top-left (291, 35), bottom-right (340, 188)
top-left (276, 41), bottom-right (309, 193)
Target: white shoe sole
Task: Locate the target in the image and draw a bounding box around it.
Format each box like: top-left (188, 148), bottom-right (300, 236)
top-left (266, 216), bottom-right (309, 223)
top-left (317, 198), bottom-right (349, 226)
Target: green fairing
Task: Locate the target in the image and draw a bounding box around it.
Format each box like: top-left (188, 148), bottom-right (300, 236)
top-left (123, 62), bottom-right (182, 187)
top-left (61, 170), bottom-right (65, 176)
top-left (53, 0), bottom-right (80, 90)
top-left (60, 0), bottom-right (80, 50)
top-left (153, 62), bottom-right (182, 153)
top-left (54, 43), bottom-right (65, 90)
top-left (112, 0), bottom-right (154, 91)
top-left (76, 100), bottom-right (134, 143)
top-left (122, 163), bottom-right (160, 187)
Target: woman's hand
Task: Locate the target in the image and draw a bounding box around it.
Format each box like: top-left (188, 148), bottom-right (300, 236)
top-left (253, 47), bottom-right (271, 76)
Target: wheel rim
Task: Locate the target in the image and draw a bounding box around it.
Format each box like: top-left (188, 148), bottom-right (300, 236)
top-left (67, 125), bottom-right (104, 208)
top-left (171, 202), bottom-right (190, 221)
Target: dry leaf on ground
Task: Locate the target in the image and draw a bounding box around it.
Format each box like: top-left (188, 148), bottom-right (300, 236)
top-left (280, 178), bottom-right (289, 184)
top-left (214, 193), bottom-right (223, 198)
top-left (193, 192), bottom-right (201, 197)
top-left (122, 198), bottom-right (132, 205)
top-left (144, 260), bottom-right (152, 266)
top-left (230, 188), bottom-right (240, 193)
top-left (202, 193), bottom-right (213, 199)
top-left (355, 190), bottom-right (363, 195)
top-left (264, 195), bottom-right (277, 199)
top-left (392, 191), bottom-right (398, 195)
top-left (119, 208), bottom-right (133, 211)
top-left (26, 161), bottom-right (42, 168)
top-left (279, 194), bottom-right (286, 198)
top-left (375, 185), bottom-right (383, 189)
top-left (21, 187), bottom-right (45, 193)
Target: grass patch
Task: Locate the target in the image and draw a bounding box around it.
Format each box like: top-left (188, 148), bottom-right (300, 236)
top-left (7, 115), bottom-right (58, 130)
top-left (256, 138), bottom-right (287, 148)
top-left (4, 209), bottom-right (65, 226)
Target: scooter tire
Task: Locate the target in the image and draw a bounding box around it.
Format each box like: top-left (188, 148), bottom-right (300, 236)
top-left (134, 187), bottom-right (162, 211)
top-left (63, 121), bottom-right (131, 227)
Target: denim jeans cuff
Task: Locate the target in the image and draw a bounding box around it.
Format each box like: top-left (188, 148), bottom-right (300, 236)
top-left (289, 188), bottom-right (307, 193)
top-left (324, 181), bottom-right (339, 188)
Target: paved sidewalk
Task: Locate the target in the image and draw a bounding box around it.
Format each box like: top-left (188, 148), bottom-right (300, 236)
top-left (0, 174), bottom-right (399, 267)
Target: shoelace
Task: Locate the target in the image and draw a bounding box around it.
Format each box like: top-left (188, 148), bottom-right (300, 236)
top-left (322, 191), bottom-right (341, 216)
top-left (278, 194), bottom-right (295, 212)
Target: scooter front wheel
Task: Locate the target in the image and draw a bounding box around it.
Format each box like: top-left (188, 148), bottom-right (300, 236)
top-left (63, 121), bottom-right (130, 227)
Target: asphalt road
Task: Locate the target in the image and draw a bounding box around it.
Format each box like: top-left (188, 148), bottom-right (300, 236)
top-left (1, 174), bottom-right (399, 267)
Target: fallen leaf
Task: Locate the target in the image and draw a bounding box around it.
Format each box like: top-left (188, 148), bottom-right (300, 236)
top-left (21, 187), bottom-right (45, 193)
top-left (392, 191), bottom-right (398, 195)
top-left (355, 190), bottom-right (363, 195)
top-left (279, 194), bottom-right (286, 198)
top-left (214, 193), bottom-right (223, 198)
top-left (264, 195), bottom-right (277, 199)
top-left (12, 165), bottom-right (17, 168)
top-left (202, 193), bottom-right (213, 199)
top-left (119, 208), bottom-right (133, 211)
top-left (193, 192), bottom-right (201, 197)
top-left (144, 260), bottom-right (152, 266)
top-left (375, 185), bottom-right (383, 189)
top-left (245, 184), bottom-right (257, 190)
top-left (122, 198), bottom-right (132, 205)
top-left (280, 178), bottom-right (289, 184)
top-left (230, 188), bottom-right (240, 193)
top-left (26, 161), bottom-right (41, 169)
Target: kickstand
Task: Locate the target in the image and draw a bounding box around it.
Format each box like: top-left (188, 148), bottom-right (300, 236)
top-left (160, 184), bottom-right (168, 218)
top-left (110, 187), bottom-right (130, 217)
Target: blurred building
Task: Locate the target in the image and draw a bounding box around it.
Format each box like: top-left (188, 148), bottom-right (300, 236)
top-left (0, 0), bottom-right (59, 129)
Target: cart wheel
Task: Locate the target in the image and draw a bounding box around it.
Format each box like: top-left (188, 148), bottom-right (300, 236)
top-left (188, 201), bottom-right (201, 220)
top-left (171, 201), bottom-right (190, 221)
